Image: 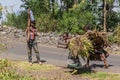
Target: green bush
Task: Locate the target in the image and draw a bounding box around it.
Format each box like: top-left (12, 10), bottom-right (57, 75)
top-left (108, 34), bottom-right (115, 44)
top-left (108, 26), bottom-right (120, 45)
top-left (113, 26), bottom-right (120, 45)
top-left (0, 59), bottom-right (33, 80)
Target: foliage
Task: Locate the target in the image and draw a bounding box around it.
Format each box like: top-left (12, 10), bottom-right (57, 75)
top-left (68, 35), bottom-right (93, 60)
top-left (0, 60), bottom-right (70, 80)
top-left (14, 62), bottom-right (57, 71)
top-left (68, 30), bottom-right (110, 60)
top-left (21, 0), bottom-right (60, 32)
top-left (81, 72), bottom-right (120, 80)
top-left (2, 11), bottom-right (27, 30)
top-left (86, 30), bottom-right (110, 48)
top-left (1, 0), bottom-right (120, 34)
top-left (21, 0), bottom-right (50, 16)
top-left (108, 26), bottom-right (120, 45)
top-left (36, 14), bottom-right (58, 32)
top-left (0, 59), bottom-right (33, 80)
top-left (58, 1), bottom-right (95, 34)
top-left (107, 12), bottom-right (120, 31)
top-left (0, 3), bottom-right (2, 19)
top-left (110, 26), bottom-right (120, 45)
top-left (108, 34), bottom-right (115, 43)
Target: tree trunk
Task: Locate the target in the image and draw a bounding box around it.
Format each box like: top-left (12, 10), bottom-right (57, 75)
top-left (74, 0), bottom-right (78, 4)
top-left (59, 0), bottom-right (63, 17)
top-left (52, 0), bottom-right (55, 16)
top-left (91, 0), bottom-right (95, 4)
top-left (103, 0), bottom-right (107, 32)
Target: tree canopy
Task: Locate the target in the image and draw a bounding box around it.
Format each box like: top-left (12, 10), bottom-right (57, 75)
top-left (1, 0), bottom-right (120, 33)
top-left (0, 3), bottom-right (2, 20)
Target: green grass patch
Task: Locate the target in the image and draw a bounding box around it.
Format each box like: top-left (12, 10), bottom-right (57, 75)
top-left (0, 71), bottom-right (33, 80)
top-left (14, 62), bottom-right (58, 71)
top-left (81, 72), bottom-right (120, 80)
top-left (0, 59), bottom-right (34, 80)
top-left (0, 59), bottom-right (58, 80)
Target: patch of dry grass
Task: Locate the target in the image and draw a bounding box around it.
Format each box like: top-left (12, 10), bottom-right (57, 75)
top-left (14, 62), bottom-right (58, 71)
top-left (81, 72), bottom-right (120, 80)
top-left (12, 61), bottom-right (78, 80)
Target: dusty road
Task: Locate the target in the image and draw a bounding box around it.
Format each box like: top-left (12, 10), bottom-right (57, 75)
top-left (0, 40), bottom-right (120, 73)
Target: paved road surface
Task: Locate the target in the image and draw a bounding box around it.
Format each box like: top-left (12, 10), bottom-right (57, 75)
top-left (1, 41), bottom-right (120, 73)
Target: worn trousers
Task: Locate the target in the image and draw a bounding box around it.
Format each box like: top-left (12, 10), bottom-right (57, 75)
top-left (27, 40), bottom-right (40, 63)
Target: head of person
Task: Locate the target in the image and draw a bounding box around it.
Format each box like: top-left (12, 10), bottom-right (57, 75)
top-left (63, 32), bottom-right (69, 39)
top-left (30, 20), bottom-right (36, 27)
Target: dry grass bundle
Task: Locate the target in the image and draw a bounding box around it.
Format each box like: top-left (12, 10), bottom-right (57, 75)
top-left (68, 35), bottom-right (93, 60)
top-left (68, 30), bottom-right (110, 60)
top-left (85, 30), bottom-right (110, 48)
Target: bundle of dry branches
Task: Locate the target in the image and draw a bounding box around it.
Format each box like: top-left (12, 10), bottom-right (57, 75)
top-left (68, 35), bottom-right (93, 60)
top-left (68, 30), bottom-right (110, 60)
top-left (86, 30), bottom-right (110, 48)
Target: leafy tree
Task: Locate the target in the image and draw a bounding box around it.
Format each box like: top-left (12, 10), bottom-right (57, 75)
top-left (21, 0), bottom-right (50, 17)
top-left (21, 0), bottom-right (59, 32)
top-left (2, 0), bottom-right (120, 34)
top-left (0, 3), bottom-right (2, 20)
top-left (2, 11), bottom-right (27, 30)
top-left (58, 0), bottom-right (95, 34)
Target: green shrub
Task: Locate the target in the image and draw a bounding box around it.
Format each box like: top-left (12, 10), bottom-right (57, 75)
top-left (113, 26), bottom-right (120, 45)
top-left (108, 34), bottom-right (115, 44)
top-left (0, 59), bottom-right (33, 80)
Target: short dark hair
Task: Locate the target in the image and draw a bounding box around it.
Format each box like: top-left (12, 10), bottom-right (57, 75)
top-left (31, 20), bottom-right (36, 25)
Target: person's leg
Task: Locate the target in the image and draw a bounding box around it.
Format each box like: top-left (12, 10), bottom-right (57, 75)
top-left (33, 43), bottom-right (41, 63)
top-left (86, 56), bottom-right (90, 67)
top-left (27, 43), bottom-right (32, 65)
top-left (103, 59), bottom-right (108, 68)
top-left (99, 53), bottom-right (108, 68)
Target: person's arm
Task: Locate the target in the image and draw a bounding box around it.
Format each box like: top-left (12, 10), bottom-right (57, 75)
top-left (27, 8), bottom-right (31, 41)
top-left (35, 28), bottom-right (39, 36)
top-left (27, 8), bottom-right (30, 28)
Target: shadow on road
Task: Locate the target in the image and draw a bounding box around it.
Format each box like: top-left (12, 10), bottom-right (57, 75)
top-left (62, 63), bottom-right (114, 75)
top-left (62, 66), bottom-right (94, 75)
top-left (33, 60), bottom-right (46, 63)
top-left (91, 64), bottom-right (114, 69)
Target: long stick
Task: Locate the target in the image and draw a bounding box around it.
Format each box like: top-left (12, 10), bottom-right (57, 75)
top-left (26, 8), bottom-right (30, 41)
top-left (103, 0), bottom-right (107, 32)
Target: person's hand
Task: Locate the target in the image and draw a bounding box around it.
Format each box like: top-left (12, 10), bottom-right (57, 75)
top-left (28, 8), bottom-right (30, 15)
top-left (26, 37), bottom-right (29, 42)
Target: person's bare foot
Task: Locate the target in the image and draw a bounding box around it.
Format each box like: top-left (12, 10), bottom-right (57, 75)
top-left (38, 61), bottom-right (42, 65)
top-left (85, 64), bottom-right (89, 67)
top-left (29, 62), bottom-right (33, 66)
top-left (104, 65), bottom-right (108, 69)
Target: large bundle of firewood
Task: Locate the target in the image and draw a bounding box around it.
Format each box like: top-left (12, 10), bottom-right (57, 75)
top-left (68, 35), bottom-right (93, 60)
top-left (68, 30), bottom-right (110, 60)
top-left (85, 30), bottom-right (110, 48)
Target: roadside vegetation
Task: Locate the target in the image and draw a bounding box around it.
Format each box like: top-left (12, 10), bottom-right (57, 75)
top-left (108, 26), bottom-right (120, 45)
top-left (0, 59), bottom-right (120, 80)
top-left (0, 59), bottom-right (33, 80)
top-left (81, 72), bottom-right (120, 80)
top-left (0, 59), bottom-right (76, 80)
